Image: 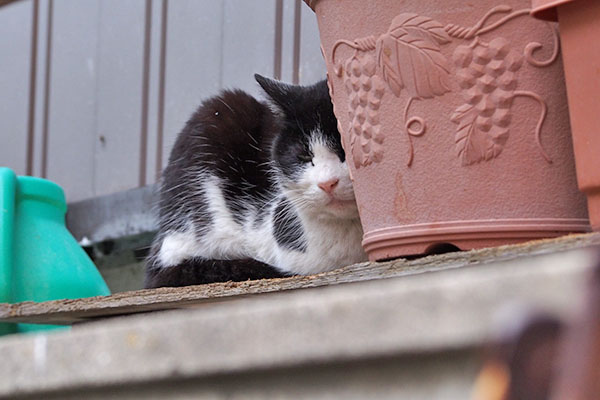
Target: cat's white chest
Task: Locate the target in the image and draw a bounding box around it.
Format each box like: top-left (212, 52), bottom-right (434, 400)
top-left (274, 217), bottom-right (367, 275)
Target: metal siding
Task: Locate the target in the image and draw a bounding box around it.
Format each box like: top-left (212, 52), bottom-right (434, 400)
top-left (161, 0), bottom-right (223, 171)
top-left (93, 0), bottom-right (146, 197)
top-left (221, 0), bottom-right (276, 96)
top-left (144, 0), bottom-right (165, 185)
top-left (0, 0), bottom-right (325, 200)
top-left (45, 0), bottom-right (100, 201)
top-left (33, 0), bottom-right (53, 179)
top-left (299, 2), bottom-right (325, 85)
top-left (0, 0), bottom-right (32, 175)
top-left (280, 0), bottom-right (297, 84)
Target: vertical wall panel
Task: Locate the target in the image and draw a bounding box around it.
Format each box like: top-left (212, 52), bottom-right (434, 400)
top-left (144, 0), bottom-right (165, 185)
top-left (45, 0), bottom-right (99, 201)
top-left (93, 0), bottom-right (146, 197)
top-left (299, 2), bottom-right (326, 85)
top-left (0, 0), bottom-right (32, 174)
top-left (161, 0), bottom-right (223, 171)
top-left (279, 0), bottom-right (297, 84)
top-left (31, 0), bottom-right (51, 178)
top-left (221, 0), bottom-right (277, 96)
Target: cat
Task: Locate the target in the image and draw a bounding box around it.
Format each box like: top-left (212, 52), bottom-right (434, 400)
top-left (144, 74), bottom-right (367, 288)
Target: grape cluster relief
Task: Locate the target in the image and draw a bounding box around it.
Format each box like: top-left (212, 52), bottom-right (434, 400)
top-left (331, 6), bottom-right (559, 168)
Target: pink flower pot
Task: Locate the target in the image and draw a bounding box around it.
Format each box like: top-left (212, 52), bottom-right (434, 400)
top-left (532, 0), bottom-right (600, 230)
top-left (305, 0), bottom-right (590, 260)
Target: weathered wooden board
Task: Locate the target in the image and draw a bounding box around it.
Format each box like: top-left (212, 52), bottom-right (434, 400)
top-left (1, 233), bottom-right (599, 326)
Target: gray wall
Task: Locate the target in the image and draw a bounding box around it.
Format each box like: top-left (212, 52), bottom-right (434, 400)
top-left (0, 0), bottom-right (325, 201)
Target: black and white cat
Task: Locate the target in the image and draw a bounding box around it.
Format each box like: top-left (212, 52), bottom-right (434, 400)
top-left (145, 74), bottom-right (367, 288)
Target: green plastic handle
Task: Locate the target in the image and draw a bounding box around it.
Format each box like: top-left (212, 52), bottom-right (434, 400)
top-left (0, 168), bottom-right (16, 302)
top-left (0, 168), bottom-right (17, 334)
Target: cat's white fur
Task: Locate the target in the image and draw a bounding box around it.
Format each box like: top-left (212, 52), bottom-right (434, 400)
top-left (158, 133), bottom-right (367, 275)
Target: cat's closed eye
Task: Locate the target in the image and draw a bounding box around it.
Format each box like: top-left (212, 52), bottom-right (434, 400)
top-left (298, 154), bottom-right (314, 165)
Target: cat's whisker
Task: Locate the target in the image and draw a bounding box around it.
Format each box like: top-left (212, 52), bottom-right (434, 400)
top-left (247, 142), bottom-right (262, 153)
top-left (216, 98), bottom-right (235, 113)
top-left (244, 130), bottom-right (259, 145)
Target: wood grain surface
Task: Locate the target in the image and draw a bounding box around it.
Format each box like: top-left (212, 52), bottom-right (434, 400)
top-left (1, 233), bottom-right (599, 325)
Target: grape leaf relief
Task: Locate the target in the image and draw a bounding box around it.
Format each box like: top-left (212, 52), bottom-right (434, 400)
top-left (330, 6), bottom-right (559, 169)
top-left (451, 103), bottom-right (508, 166)
top-left (375, 14), bottom-right (451, 99)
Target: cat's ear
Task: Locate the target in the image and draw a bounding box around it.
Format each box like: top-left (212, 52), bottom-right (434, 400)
top-left (255, 74), bottom-right (298, 112)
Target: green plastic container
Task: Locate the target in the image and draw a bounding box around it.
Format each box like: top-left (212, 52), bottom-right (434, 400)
top-left (0, 168), bottom-right (110, 335)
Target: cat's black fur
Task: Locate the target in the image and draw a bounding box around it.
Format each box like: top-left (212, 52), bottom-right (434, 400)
top-left (146, 258), bottom-right (283, 288)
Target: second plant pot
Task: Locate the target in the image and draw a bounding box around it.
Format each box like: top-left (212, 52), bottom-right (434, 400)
top-left (306, 0), bottom-right (590, 260)
top-left (532, 0), bottom-right (600, 230)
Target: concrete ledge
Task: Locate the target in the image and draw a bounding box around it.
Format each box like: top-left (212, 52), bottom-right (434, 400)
top-left (4, 352), bottom-right (483, 400)
top-left (0, 245), bottom-right (597, 398)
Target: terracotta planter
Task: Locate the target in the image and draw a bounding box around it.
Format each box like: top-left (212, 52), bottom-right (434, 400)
top-left (305, 0), bottom-right (590, 260)
top-left (531, 0), bottom-right (600, 230)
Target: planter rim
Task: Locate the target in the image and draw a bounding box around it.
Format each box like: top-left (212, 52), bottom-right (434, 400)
top-left (362, 218), bottom-right (591, 248)
top-left (307, 0), bottom-right (578, 19)
top-left (531, 0), bottom-right (577, 21)
top-left (362, 219), bottom-right (591, 257)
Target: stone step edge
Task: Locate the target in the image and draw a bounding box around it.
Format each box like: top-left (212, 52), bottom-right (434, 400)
top-left (0, 245), bottom-right (596, 397)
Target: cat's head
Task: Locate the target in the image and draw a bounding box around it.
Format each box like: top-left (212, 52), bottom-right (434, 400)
top-left (255, 74), bottom-right (358, 220)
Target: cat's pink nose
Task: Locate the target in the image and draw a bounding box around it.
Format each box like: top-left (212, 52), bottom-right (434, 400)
top-left (318, 178), bottom-right (339, 194)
